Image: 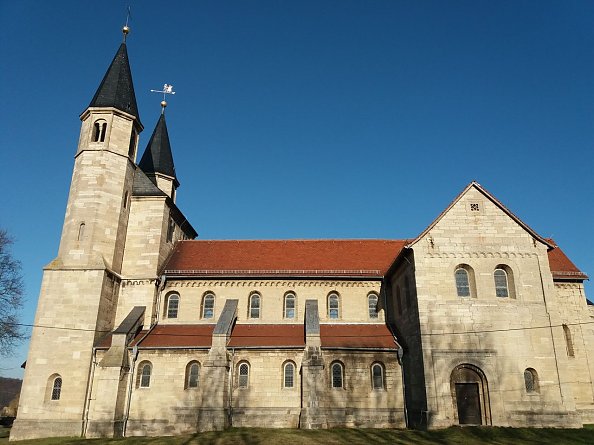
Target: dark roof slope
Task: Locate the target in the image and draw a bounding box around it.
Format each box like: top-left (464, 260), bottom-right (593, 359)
top-left (138, 114), bottom-right (178, 186)
top-left (546, 239), bottom-right (589, 281)
top-left (163, 239), bottom-right (407, 277)
top-left (89, 43), bottom-right (140, 123)
top-left (132, 166), bottom-right (167, 197)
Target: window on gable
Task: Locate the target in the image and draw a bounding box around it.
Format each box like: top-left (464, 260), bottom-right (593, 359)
top-left (331, 362), bottom-right (344, 389)
top-left (51, 376), bottom-right (62, 400)
top-left (138, 362), bottom-right (152, 388)
top-left (238, 362), bottom-right (250, 388)
top-left (92, 120), bottom-right (107, 143)
top-left (284, 292), bottom-right (296, 319)
top-left (368, 292), bottom-right (379, 319)
top-left (371, 363), bottom-right (385, 390)
top-left (201, 293), bottom-right (215, 319)
top-left (328, 292), bottom-right (340, 319)
top-left (494, 268), bottom-right (509, 298)
top-left (524, 368), bottom-right (539, 393)
top-left (166, 294), bottom-right (179, 319)
top-left (186, 361), bottom-right (200, 389)
top-left (283, 361), bottom-right (295, 388)
top-left (563, 324), bottom-right (575, 357)
top-left (249, 293), bottom-right (261, 319)
top-left (455, 268), bottom-right (471, 297)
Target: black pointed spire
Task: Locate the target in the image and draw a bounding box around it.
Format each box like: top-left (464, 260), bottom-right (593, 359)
top-left (138, 113), bottom-right (179, 187)
top-left (89, 43), bottom-right (140, 123)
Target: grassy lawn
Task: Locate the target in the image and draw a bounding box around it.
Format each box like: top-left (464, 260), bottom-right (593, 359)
top-left (1, 426), bottom-right (593, 445)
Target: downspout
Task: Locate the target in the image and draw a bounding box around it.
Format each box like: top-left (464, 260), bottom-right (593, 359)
top-left (536, 253), bottom-right (564, 401)
top-left (122, 324), bottom-right (156, 437)
top-left (154, 274), bottom-right (167, 324)
top-left (227, 348), bottom-right (235, 426)
top-left (82, 348), bottom-right (98, 437)
top-left (382, 278), bottom-right (409, 428)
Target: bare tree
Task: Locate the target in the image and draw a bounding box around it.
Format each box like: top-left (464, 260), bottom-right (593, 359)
top-left (0, 229), bottom-right (25, 355)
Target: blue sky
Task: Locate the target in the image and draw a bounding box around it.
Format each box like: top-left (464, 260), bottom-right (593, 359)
top-left (1, 1), bottom-right (593, 378)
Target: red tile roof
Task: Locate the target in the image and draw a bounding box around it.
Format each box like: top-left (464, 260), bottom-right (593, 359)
top-left (137, 324), bottom-right (215, 348)
top-left (163, 240), bottom-right (407, 278)
top-left (546, 239), bottom-right (589, 281)
top-left (320, 324), bottom-right (398, 350)
top-left (228, 324), bottom-right (305, 348)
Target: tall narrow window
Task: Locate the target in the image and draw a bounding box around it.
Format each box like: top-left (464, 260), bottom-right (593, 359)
top-left (51, 377), bottom-right (62, 400)
top-left (128, 129), bottom-right (137, 158)
top-left (238, 362), bottom-right (250, 388)
top-left (328, 292), bottom-right (340, 319)
top-left (371, 363), bottom-right (385, 390)
top-left (283, 362), bottom-right (295, 388)
top-left (405, 277), bottom-right (412, 309)
top-left (77, 222), bottom-right (85, 241)
top-left (139, 362), bottom-right (152, 388)
top-left (123, 191), bottom-right (129, 209)
top-left (201, 293), bottom-right (215, 319)
top-left (166, 294), bottom-right (179, 319)
top-left (249, 293), bottom-right (261, 319)
top-left (563, 324), bottom-right (574, 357)
top-left (167, 218), bottom-right (175, 243)
top-left (524, 368), bottom-right (539, 393)
top-left (186, 362), bottom-right (200, 389)
top-left (396, 286), bottom-right (402, 316)
top-left (331, 362), bottom-right (344, 388)
top-left (494, 268), bottom-right (509, 298)
top-left (92, 120), bottom-right (107, 142)
top-left (455, 268), bottom-right (471, 297)
top-left (284, 292), bottom-right (296, 319)
top-left (368, 293), bottom-right (379, 319)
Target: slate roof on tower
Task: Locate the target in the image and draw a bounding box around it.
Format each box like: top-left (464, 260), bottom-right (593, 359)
top-left (88, 43), bottom-right (140, 124)
top-left (138, 114), bottom-right (179, 186)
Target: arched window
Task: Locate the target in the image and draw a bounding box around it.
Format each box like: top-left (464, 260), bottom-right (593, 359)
top-left (238, 362), bottom-right (250, 388)
top-left (563, 324), bottom-right (574, 357)
top-left (201, 293), bottom-right (215, 319)
top-left (494, 268), bottom-right (509, 298)
top-left (77, 222), bottom-right (85, 241)
top-left (371, 363), bottom-right (385, 390)
top-left (455, 268), bottom-right (470, 297)
top-left (51, 376), bottom-right (62, 400)
top-left (249, 293), bottom-right (261, 319)
top-left (328, 292), bottom-right (340, 319)
top-left (166, 294), bottom-right (179, 319)
top-left (186, 361), bottom-right (200, 389)
top-left (524, 368), bottom-right (539, 393)
top-left (331, 362), bottom-right (344, 388)
top-left (138, 362), bottom-right (152, 388)
top-left (283, 361), bottom-right (295, 388)
top-left (368, 292), bottom-right (379, 319)
top-left (284, 292), bottom-right (296, 319)
top-left (92, 120), bottom-right (107, 142)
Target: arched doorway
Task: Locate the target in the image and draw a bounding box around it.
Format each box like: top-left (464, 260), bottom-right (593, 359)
top-left (450, 364), bottom-right (491, 425)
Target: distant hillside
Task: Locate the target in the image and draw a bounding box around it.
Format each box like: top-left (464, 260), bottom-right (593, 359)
top-left (0, 377), bottom-right (22, 409)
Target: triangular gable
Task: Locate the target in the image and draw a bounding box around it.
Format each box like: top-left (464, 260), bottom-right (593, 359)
top-left (408, 181), bottom-right (554, 249)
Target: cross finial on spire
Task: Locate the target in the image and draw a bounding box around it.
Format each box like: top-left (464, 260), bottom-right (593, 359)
top-left (150, 84), bottom-right (176, 114)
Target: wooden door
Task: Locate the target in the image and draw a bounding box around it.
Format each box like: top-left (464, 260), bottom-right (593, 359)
top-left (455, 383), bottom-right (482, 425)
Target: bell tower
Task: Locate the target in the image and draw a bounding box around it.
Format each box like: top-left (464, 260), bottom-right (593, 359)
top-left (11, 27), bottom-right (143, 441)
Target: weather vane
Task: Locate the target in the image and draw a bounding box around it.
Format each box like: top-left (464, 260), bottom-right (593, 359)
top-left (150, 84), bottom-right (176, 113)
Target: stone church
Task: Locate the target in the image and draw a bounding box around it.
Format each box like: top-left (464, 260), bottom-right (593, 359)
top-left (10, 29), bottom-right (594, 440)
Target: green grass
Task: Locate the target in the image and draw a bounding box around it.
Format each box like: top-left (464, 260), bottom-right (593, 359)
top-left (1, 426), bottom-right (593, 445)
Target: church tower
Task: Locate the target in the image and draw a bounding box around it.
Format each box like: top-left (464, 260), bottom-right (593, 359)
top-left (11, 28), bottom-right (143, 440)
